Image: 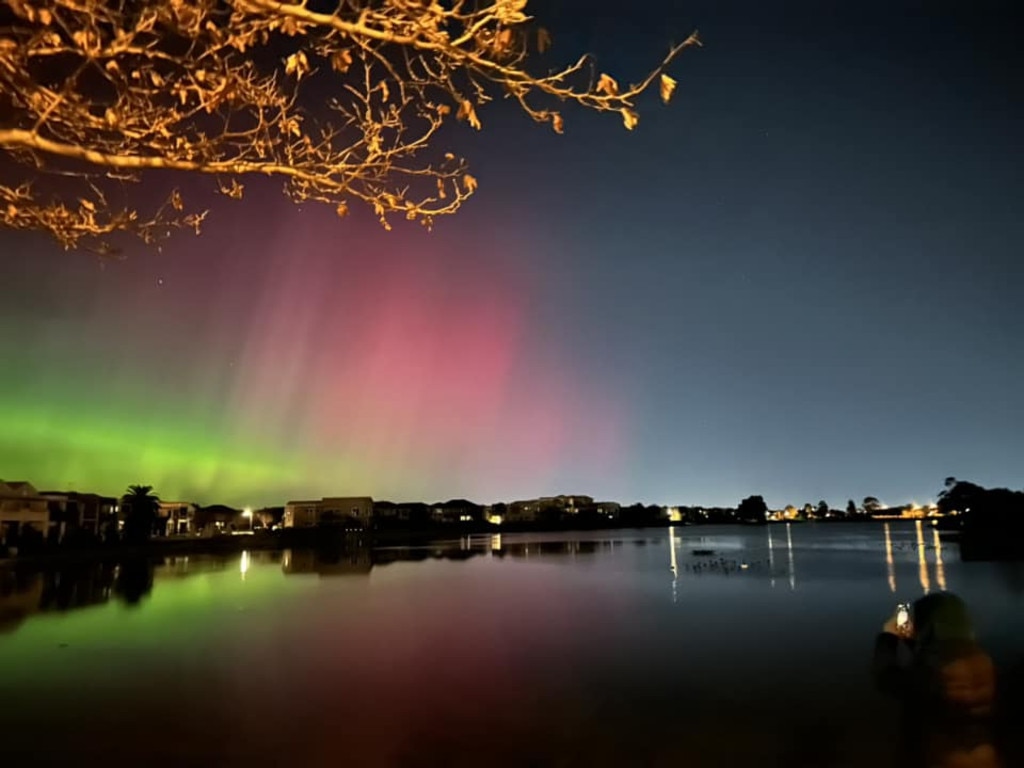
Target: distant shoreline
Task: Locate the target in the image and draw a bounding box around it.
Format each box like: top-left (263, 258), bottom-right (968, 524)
top-left (0, 518), bottom-right (959, 569)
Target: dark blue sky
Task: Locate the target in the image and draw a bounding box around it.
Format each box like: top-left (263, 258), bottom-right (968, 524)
top-left (461, 0), bottom-right (1024, 505)
top-left (2, 0), bottom-right (1021, 508)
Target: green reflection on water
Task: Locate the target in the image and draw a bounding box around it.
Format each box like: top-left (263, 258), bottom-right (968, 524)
top-left (0, 554), bottom-right (294, 686)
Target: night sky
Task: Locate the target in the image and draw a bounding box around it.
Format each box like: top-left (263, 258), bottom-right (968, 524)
top-left (1, 0), bottom-right (1021, 509)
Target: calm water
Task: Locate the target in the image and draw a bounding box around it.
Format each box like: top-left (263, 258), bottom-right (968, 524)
top-left (2, 523), bottom-right (1024, 767)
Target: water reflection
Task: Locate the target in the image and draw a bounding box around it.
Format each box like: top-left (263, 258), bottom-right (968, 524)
top-left (283, 547), bottom-right (372, 575)
top-left (933, 528), bottom-right (948, 592)
top-left (0, 558), bottom-right (156, 633)
top-left (786, 523), bottom-right (796, 591)
top-left (0, 534), bottom-right (740, 631)
top-left (0, 525), bottom-right (977, 636)
top-left (884, 523), bottom-right (897, 593)
top-left (5, 525), bottom-right (1023, 768)
top-left (669, 525), bottom-right (678, 603)
top-left (916, 520), bottom-right (931, 594)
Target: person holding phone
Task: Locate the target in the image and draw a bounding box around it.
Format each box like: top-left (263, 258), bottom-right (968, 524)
top-left (872, 592), bottom-right (1002, 768)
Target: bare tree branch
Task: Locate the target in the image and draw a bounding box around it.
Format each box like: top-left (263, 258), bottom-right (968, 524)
top-left (0, 0), bottom-right (698, 250)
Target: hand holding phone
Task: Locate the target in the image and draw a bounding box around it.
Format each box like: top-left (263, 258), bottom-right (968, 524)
top-left (895, 603), bottom-right (911, 636)
top-left (883, 603), bottom-right (913, 637)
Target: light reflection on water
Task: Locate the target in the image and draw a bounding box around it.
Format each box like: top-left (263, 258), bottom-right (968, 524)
top-left (1, 523), bottom-right (1023, 767)
top-left (884, 522), bottom-right (897, 593)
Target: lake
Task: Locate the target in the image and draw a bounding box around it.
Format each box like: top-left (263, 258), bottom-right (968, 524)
top-left (2, 522), bottom-right (1023, 767)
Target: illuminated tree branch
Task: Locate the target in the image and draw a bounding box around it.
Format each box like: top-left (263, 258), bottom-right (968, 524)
top-left (0, 0), bottom-right (698, 250)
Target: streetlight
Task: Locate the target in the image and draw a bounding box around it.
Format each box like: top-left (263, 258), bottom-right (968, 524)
top-left (243, 507), bottom-right (253, 533)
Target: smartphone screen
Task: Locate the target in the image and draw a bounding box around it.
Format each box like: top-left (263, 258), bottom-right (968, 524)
top-left (896, 604), bottom-right (910, 629)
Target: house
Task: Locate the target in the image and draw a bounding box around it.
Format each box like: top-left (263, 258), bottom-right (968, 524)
top-left (321, 497), bottom-right (373, 528)
top-left (506, 500), bottom-right (539, 523)
top-left (40, 491), bottom-right (118, 539)
top-left (373, 501), bottom-right (430, 527)
top-left (193, 504), bottom-right (243, 535)
top-left (156, 502), bottom-right (198, 536)
top-left (284, 500), bottom-right (321, 528)
top-left (0, 481), bottom-right (51, 545)
top-left (505, 495), bottom-right (595, 524)
top-left (429, 499), bottom-right (484, 524)
top-left (538, 495), bottom-right (594, 516)
top-left (283, 497), bottom-right (374, 528)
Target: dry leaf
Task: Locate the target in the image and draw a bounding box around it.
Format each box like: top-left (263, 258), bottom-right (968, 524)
top-left (621, 108), bottom-right (638, 131)
top-left (285, 52), bottom-right (308, 79)
top-left (336, 201), bottom-right (349, 218)
top-left (170, 190), bottom-right (184, 211)
top-left (597, 74), bottom-right (619, 97)
top-left (660, 74), bottom-right (677, 104)
top-left (221, 179), bottom-right (244, 199)
top-left (552, 113), bottom-right (564, 134)
top-left (463, 173), bottom-right (478, 193)
top-left (331, 49), bottom-right (353, 73)
top-left (437, 178), bottom-right (446, 199)
top-left (457, 100), bottom-right (481, 130)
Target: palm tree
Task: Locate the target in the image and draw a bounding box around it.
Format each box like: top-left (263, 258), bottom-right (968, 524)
top-left (122, 485), bottom-right (160, 544)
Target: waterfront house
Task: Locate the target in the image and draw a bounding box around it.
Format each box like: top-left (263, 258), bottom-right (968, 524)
top-left (158, 502), bottom-right (198, 536)
top-left (373, 501), bottom-right (431, 527)
top-left (0, 481), bottom-right (51, 545)
top-left (193, 504), bottom-right (242, 535)
top-left (283, 497), bottom-right (374, 528)
top-left (40, 491), bottom-right (118, 540)
top-left (595, 501), bottom-right (621, 519)
top-left (506, 500), bottom-right (539, 523)
top-left (430, 499), bottom-right (484, 524)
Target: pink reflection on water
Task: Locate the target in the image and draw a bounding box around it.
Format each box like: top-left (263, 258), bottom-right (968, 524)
top-left (219, 560), bottom-right (628, 766)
